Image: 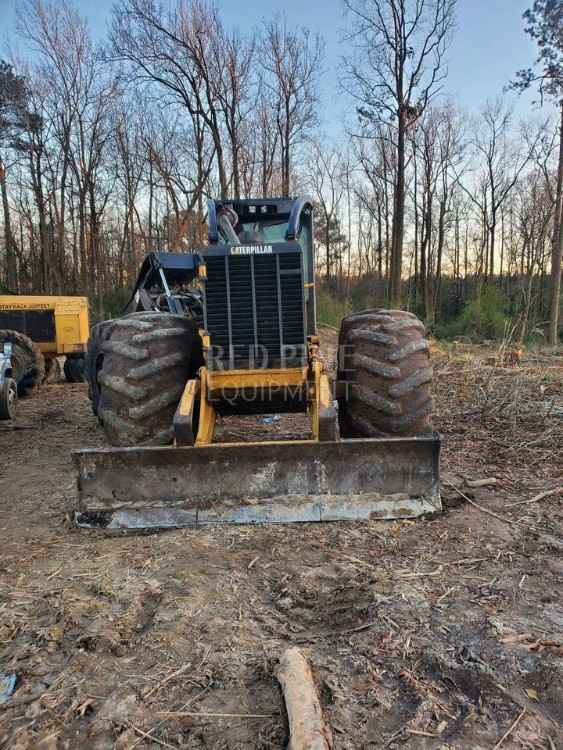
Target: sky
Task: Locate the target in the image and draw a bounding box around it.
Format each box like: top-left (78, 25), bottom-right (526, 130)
top-left (0, 0), bottom-right (549, 126)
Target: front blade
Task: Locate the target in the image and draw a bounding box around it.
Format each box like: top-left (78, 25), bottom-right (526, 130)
top-left (73, 435), bottom-right (441, 529)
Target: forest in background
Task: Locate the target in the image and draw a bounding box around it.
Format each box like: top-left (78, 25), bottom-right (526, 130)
top-left (0, 0), bottom-right (561, 343)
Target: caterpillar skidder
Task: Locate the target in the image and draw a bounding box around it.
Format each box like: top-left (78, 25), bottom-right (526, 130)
top-left (76, 198), bottom-right (440, 529)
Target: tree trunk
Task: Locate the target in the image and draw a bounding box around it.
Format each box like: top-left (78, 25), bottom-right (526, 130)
top-left (0, 157), bottom-right (18, 291)
top-left (276, 647), bottom-right (333, 750)
top-left (434, 198), bottom-right (446, 321)
top-left (216, 138), bottom-right (228, 199)
top-left (420, 191), bottom-right (432, 324)
top-left (30, 150), bottom-right (49, 293)
top-left (148, 156), bottom-right (154, 250)
top-left (499, 208), bottom-right (505, 281)
top-left (390, 112), bottom-right (406, 307)
top-left (283, 137), bottom-right (290, 197)
top-left (58, 135), bottom-right (71, 292)
top-left (325, 209), bottom-right (331, 281)
top-left (464, 223), bottom-right (469, 280)
top-left (413, 149), bottom-right (419, 306)
top-left (383, 147), bottom-right (390, 296)
top-left (231, 127), bottom-right (240, 199)
top-left (548, 100), bottom-right (563, 346)
top-left (377, 199), bottom-right (383, 279)
top-left (346, 169), bottom-right (352, 289)
top-left (489, 212), bottom-right (496, 279)
top-left (78, 190), bottom-right (87, 292)
top-left (520, 270), bottom-right (535, 345)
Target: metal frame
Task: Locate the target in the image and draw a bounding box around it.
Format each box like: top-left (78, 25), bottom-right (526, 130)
top-left (172, 332), bottom-right (338, 449)
top-left (74, 435), bottom-right (441, 529)
top-left (206, 198), bottom-right (316, 339)
top-left (75, 196), bottom-right (442, 530)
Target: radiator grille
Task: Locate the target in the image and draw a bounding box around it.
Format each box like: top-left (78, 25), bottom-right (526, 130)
top-left (205, 249), bottom-right (305, 369)
top-left (0, 310), bottom-right (55, 343)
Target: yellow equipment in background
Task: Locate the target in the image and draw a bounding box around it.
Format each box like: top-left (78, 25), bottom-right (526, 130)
top-left (0, 295), bottom-right (89, 383)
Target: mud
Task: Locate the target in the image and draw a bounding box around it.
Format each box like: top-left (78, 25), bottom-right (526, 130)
top-left (0, 338), bottom-right (561, 749)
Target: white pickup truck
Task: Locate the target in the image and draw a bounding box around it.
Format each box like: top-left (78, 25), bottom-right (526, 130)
top-left (0, 342), bottom-right (17, 420)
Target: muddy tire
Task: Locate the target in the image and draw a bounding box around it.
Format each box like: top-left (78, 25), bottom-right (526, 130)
top-left (86, 320), bottom-right (116, 419)
top-left (44, 357), bottom-right (62, 384)
top-left (337, 309), bottom-right (433, 437)
top-left (96, 312), bottom-right (202, 446)
top-left (64, 355), bottom-right (85, 383)
top-left (0, 330), bottom-right (45, 397)
top-left (0, 377), bottom-right (17, 419)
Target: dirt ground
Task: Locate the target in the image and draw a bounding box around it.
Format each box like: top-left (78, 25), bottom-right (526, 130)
top-left (0, 331), bottom-right (562, 750)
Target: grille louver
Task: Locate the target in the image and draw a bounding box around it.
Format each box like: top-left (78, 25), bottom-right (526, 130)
top-left (205, 246), bottom-right (306, 369)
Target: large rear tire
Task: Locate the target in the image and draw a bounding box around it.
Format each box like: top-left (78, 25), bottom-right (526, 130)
top-left (0, 330), bottom-right (45, 397)
top-left (338, 309), bottom-right (433, 437)
top-left (96, 312), bottom-right (202, 446)
top-left (64, 354), bottom-right (85, 383)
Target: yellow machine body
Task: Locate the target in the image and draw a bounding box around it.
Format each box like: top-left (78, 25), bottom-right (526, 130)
top-left (172, 335), bottom-right (337, 449)
top-left (72, 198), bottom-right (441, 530)
top-left (0, 295), bottom-right (90, 357)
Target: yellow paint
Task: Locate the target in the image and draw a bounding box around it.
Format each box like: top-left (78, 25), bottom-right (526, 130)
top-left (319, 372), bottom-right (332, 412)
top-left (306, 340), bottom-right (333, 441)
top-left (309, 358), bottom-right (322, 440)
top-left (206, 366), bottom-right (307, 392)
top-left (188, 333), bottom-right (328, 445)
top-left (178, 378), bottom-right (200, 417)
top-left (195, 367), bottom-right (216, 446)
top-left (173, 378), bottom-right (200, 446)
top-left (203, 439), bottom-right (319, 448)
top-left (0, 295), bottom-right (89, 355)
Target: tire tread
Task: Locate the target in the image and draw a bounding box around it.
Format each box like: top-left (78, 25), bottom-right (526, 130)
top-left (338, 308), bottom-right (433, 437)
top-left (95, 312), bottom-right (199, 446)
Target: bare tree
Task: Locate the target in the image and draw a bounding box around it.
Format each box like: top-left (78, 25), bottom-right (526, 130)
top-left (306, 140), bottom-right (344, 280)
top-left (515, 167), bottom-right (554, 341)
top-left (343, 0), bottom-right (457, 306)
top-left (354, 126), bottom-right (395, 284)
top-left (2, 0), bottom-right (559, 344)
top-left (0, 60), bottom-right (30, 290)
top-left (211, 26), bottom-right (255, 198)
top-left (253, 81), bottom-right (281, 196)
top-left (142, 107), bottom-right (215, 247)
top-left (111, 0), bottom-right (230, 197)
top-left (18, 0), bottom-right (118, 301)
top-left (111, 102), bottom-right (148, 283)
top-left (417, 109), bottom-right (441, 321)
top-left (431, 105), bottom-right (464, 318)
top-left (260, 19), bottom-right (324, 197)
top-left (455, 100), bottom-right (536, 289)
top-left (512, 1), bottom-right (562, 343)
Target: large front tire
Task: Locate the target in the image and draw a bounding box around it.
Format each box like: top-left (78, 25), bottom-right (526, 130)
top-left (338, 309), bottom-right (433, 437)
top-left (96, 312), bottom-right (202, 446)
